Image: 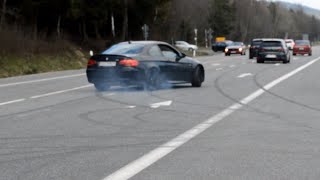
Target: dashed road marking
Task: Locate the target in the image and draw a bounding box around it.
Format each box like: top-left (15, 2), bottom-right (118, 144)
top-left (0, 99), bottom-right (26, 106)
top-left (30, 85), bottom-right (93, 99)
top-left (211, 63), bottom-right (220, 66)
top-left (237, 73), bottom-right (253, 78)
top-left (0, 73), bottom-right (85, 88)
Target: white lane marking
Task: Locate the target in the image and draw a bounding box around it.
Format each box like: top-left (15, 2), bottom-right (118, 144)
top-left (30, 85), bottom-right (92, 99)
top-left (0, 73), bottom-right (85, 88)
top-left (203, 62), bottom-right (212, 65)
top-left (293, 57), bottom-right (299, 60)
top-left (237, 73), bottom-right (253, 78)
top-left (104, 57), bottom-right (320, 180)
top-left (216, 68), bottom-right (223, 71)
top-left (229, 65), bottom-right (236, 68)
top-left (275, 63), bottom-right (281, 66)
top-left (0, 99), bottom-right (26, 106)
top-left (150, 101), bottom-right (172, 108)
top-left (211, 63), bottom-right (220, 67)
top-left (127, 106), bottom-right (136, 109)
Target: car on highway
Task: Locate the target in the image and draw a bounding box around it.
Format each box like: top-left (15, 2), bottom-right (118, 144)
top-left (285, 39), bottom-right (295, 50)
top-left (293, 40), bottom-right (312, 56)
top-left (225, 42), bottom-right (246, 56)
top-left (86, 41), bottom-right (205, 91)
top-left (212, 40), bottom-right (233, 52)
top-left (249, 38), bottom-right (263, 59)
top-left (174, 41), bottom-right (198, 51)
top-left (256, 39), bottom-right (290, 64)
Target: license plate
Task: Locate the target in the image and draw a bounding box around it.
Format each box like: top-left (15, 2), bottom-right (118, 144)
top-left (299, 48), bottom-right (304, 50)
top-left (99, 62), bottom-right (116, 67)
top-left (266, 54), bottom-right (276, 58)
top-left (231, 51), bottom-right (236, 53)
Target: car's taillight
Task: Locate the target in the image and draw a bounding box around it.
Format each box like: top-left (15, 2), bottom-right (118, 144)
top-left (87, 59), bottom-right (97, 66)
top-left (119, 59), bottom-right (139, 67)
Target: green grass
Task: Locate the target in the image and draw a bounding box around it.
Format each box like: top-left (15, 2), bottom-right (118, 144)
top-left (0, 47), bottom-right (215, 78)
top-left (0, 51), bottom-right (87, 78)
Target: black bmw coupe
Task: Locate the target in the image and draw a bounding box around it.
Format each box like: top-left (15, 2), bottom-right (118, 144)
top-left (86, 41), bottom-right (205, 91)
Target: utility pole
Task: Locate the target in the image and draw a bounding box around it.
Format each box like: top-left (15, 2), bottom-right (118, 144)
top-left (194, 28), bottom-right (198, 46)
top-left (111, 13), bottom-right (115, 38)
top-left (208, 28), bottom-right (213, 48)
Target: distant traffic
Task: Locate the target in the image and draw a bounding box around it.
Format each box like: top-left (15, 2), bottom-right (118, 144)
top-left (210, 37), bottom-right (312, 64)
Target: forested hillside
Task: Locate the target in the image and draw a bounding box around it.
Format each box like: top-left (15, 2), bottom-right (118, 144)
top-left (1, 0), bottom-right (320, 51)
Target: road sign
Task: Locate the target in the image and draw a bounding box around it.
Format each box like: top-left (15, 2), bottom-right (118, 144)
top-left (142, 24), bottom-right (149, 40)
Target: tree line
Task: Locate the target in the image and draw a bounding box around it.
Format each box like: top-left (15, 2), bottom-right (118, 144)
top-left (1, 0), bottom-right (320, 50)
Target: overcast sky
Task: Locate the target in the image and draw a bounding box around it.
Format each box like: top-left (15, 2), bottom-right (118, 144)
top-left (279, 0), bottom-right (320, 10)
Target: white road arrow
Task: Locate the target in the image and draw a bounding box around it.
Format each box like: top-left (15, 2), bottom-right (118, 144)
top-left (150, 101), bottom-right (172, 108)
top-left (237, 73), bottom-right (253, 78)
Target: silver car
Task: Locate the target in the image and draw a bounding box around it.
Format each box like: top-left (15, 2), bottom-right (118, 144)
top-left (175, 41), bottom-right (198, 51)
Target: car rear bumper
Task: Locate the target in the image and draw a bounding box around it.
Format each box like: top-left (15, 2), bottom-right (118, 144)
top-left (226, 49), bottom-right (243, 54)
top-left (86, 67), bottom-right (146, 85)
top-left (293, 50), bottom-right (311, 54)
top-left (257, 53), bottom-right (288, 61)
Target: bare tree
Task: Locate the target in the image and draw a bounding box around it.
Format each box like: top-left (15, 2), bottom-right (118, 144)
top-left (0, 0), bottom-right (7, 30)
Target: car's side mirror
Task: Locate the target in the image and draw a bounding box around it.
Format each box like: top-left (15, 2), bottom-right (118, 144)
top-left (176, 53), bottom-right (186, 62)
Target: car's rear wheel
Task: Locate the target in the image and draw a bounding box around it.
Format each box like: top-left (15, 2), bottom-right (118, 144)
top-left (146, 69), bottom-right (163, 90)
top-left (94, 83), bottom-right (110, 91)
top-left (191, 66), bottom-right (204, 87)
top-left (309, 52), bottom-right (312, 56)
top-left (249, 53), bottom-right (253, 59)
top-left (293, 53), bottom-right (296, 56)
top-left (257, 59), bottom-right (264, 63)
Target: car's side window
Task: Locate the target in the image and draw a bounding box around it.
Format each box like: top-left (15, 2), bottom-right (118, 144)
top-left (159, 45), bottom-right (179, 61)
top-left (149, 45), bottom-right (164, 57)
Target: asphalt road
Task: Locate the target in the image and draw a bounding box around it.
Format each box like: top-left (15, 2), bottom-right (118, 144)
top-left (1, 48), bottom-right (320, 180)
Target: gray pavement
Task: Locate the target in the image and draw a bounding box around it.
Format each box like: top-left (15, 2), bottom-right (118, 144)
top-left (0, 49), bottom-right (320, 180)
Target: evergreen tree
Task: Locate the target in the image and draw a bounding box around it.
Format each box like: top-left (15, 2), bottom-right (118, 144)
top-left (208, 0), bottom-right (235, 38)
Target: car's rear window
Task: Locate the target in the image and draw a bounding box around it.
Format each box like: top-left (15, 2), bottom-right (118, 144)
top-left (252, 40), bottom-right (262, 46)
top-left (261, 41), bottom-right (282, 47)
top-left (102, 44), bottom-right (145, 55)
top-left (295, 40), bottom-right (310, 46)
top-left (232, 42), bottom-right (242, 46)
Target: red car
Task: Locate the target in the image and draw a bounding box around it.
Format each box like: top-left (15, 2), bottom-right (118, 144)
top-left (293, 40), bottom-right (312, 56)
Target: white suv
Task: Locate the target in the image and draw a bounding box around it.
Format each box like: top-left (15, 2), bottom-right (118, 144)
top-left (175, 41), bottom-right (198, 51)
top-left (285, 39), bottom-right (295, 50)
